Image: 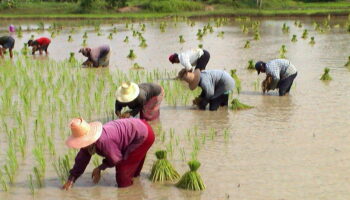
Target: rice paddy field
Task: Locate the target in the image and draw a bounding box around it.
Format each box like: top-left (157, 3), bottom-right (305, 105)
top-left (0, 15), bottom-right (350, 199)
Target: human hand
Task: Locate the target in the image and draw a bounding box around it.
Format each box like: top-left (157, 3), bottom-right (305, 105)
top-left (92, 167), bottom-right (101, 184)
top-left (62, 180), bottom-right (74, 190)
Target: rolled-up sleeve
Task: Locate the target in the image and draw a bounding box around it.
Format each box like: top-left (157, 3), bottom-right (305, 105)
top-left (68, 148), bottom-right (92, 182)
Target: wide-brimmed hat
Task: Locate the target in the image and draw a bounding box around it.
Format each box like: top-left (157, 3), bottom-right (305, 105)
top-left (66, 118), bottom-right (103, 149)
top-left (116, 82), bottom-right (140, 103)
top-left (178, 68), bottom-right (201, 90)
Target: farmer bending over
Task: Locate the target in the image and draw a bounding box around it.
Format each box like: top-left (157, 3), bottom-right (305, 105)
top-left (169, 48), bottom-right (210, 71)
top-left (0, 36), bottom-right (15, 58)
top-left (28, 37), bottom-right (51, 55)
top-left (79, 44), bottom-right (110, 67)
top-left (255, 59), bottom-right (298, 96)
top-left (62, 117), bottom-right (155, 189)
top-left (115, 82), bottom-right (164, 121)
top-left (178, 69), bottom-right (235, 111)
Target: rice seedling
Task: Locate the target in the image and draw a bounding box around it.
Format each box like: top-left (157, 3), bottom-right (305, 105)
top-left (279, 45), bottom-right (287, 58)
top-left (108, 33), bottom-right (113, 40)
top-left (230, 98), bottom-right (253, 111)
top-left (345, 56), bottom-right (350, 68)
top-left (139, 39), bottom-right (148, 48)
top-left (244, 40), bottom-right (250, 48)
top-left (82, 39), bottom-right (87, 47)
top-left (176, 160), bottom-right (205, 191)
top-left (124, 36), bottom-right (129, 43)
top-left (301, 29), bottom-right (308, 39)
top-left (230, 69), bottom-right (241, 94)
top-left (83, 31), bottom-right (88, 39)
top-left (112, 27), bottom-right (117, 33)
top-left (69, 52), bottom-right (76, 63)
top-left (17, 26), bottom-right (23, 38)
top-left (28, 174), bottom-right (35, 195)
top-left (127, 49), bottom-right (136, 60)
top-left (30, 34), bottom-right (35, 40)
top-left (21, 43), bottom-right (29, 55)
top-left (253, 31), bottom-right (260, 40)
top-left (309, 37), bottom-right (316, 45)
top-left (50, 31), bottom-right (56, 38)
top-left (291, 34), bottom-right (298, 42)
top-left (53, 154), bottom-right (72, 184)
top-left (67, 35), bottom-right (73, 42)
top-left (282, 23), bottom-right (290, 33)
top-left (320, 67), bottom-right (332, 81)
top-left (33, 167), bottom-right (44, 187)
top-left (179, 35), bottom-right (185, 43)
top-left (149, 150), bottom-right (180, 182)
top-left (198, 44), bottom-right (203, 48)
top-left (223, 129), bottom-right (230, 142)
top-left (0, 171), bottom-right (9, 192)
top-left (18, 134), bottom-right (27, 158)
top-left (298, 21), bottom-right (303, 28)
top-left (247, 59), bottom-right (255, 70)
top-left (131, 63), bottom-right (144, 70)
top-left (217, 31), bottom-right (225, 38)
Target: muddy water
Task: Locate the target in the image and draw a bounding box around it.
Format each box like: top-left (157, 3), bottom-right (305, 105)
top-left (1, 16), bottom-right (350, 200)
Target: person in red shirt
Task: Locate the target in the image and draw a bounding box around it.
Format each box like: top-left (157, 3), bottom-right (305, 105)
top-left (28, 37), bottom-right (51, 55)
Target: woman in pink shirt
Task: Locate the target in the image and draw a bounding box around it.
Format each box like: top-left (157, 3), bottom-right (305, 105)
top-left (62, 117), bottom-right (155, 190)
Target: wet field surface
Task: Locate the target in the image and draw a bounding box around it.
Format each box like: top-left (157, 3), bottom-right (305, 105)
top-left (0, 16), bottom-right (350, 199)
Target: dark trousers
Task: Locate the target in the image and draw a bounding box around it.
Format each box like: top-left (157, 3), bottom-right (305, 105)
top-left (199, 93), bottom-right (229, 111)
top-left (195, 50), bottom-right (210, 71)
top-left (278, 73), bottom-right (297, 96)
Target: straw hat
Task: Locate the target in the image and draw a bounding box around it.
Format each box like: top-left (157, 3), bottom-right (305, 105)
top-left (66, 118), bottom-right (103, 149)
top-left (116, 82), bottom-right (140, 103)
top-left (178, 69), bottom-right (201, 90)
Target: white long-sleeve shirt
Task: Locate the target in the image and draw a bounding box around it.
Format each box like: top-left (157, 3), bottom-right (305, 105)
top-left (178, 49), bottom-right (204, 71)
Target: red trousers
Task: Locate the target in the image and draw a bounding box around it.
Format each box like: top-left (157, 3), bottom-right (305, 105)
top-left (115, 120), bottom-right (155, 187)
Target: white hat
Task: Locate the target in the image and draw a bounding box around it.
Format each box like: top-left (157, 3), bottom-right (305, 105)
top-left (116, 82), bottom-right (140, 103)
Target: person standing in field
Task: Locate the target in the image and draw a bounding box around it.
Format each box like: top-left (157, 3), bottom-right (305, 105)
top-left (62, 117), bottom-right (155, 189)
top-left (255, 59), bottom-right (298, 96)
top-left (0, 36), bottom-right (15, 58)
top-left (79, 44), bottom-right (110, 67)
top-left (115, 82), bottom-right (164, 121)
top-left (169, 48), bottom-right (210, 71)
top-left (178, 68), bottom-right (235, 111)
top-left (28, 37), bottom-right (51, 55)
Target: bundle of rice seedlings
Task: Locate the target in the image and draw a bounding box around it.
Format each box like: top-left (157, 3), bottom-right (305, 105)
top-left (230, 69), bottom-right (241, 94)
top-left (244, 40), bottom-right (250, 48)
top-left (149, 150), bottom-right (180, 182)
top-left (344, 56), bottom-right (350, 68)
top-left (176, 160), bottom-right (205, 191)
top-left (230, 98), bottom-right (253, 111)
top-left (301, 29), bottom-right (308, 39)
top-left (247, 59), bottom-right (255, 70)
top-left (320, 67), bottom-right (332, 81)
top-left (309, 37), bottom-right (315, 45)
top-left (291, 35), bottom-right (297, 42)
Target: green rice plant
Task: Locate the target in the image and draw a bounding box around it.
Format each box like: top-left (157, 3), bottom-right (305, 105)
top-left (180, 148), bottom-right (186, 161)
top-left (291, 35), bottom-right (297, 42)
top-left (50, 31), bottom-right (56, 38)
top-left (301, 29), bottom-right (308, 39)
top-left (47, 137), bottom-right (56, 157)
top-left (244, 40), bottom-right (250, 48)
top-left (230, 69), bottom-right (241, 94)
top-left (198, 44), bottom-right (203, 48)
top-left (247, 59), bottom-right (255, 70)
top-left (149, 150), bottom-right (180, 182)
top-left (345, 56), bottom-right (350, 68)
top-left (223, 129), bottom-right (230, 143)
top-left (230, 98), bottom-right (254, 111)
top-left (69, 52), bottom-right (76, 63)
top-left (33, 144), bottom-right (46, 175)
top-left (33, 167), bottom-right (43, 187)
top-left (253, 31), bottom-right (260, 40)
top-left (124, 36), bottom-right (129, 43)
top-left (298, 21), bottom-right (303, 28)
top-left (21, 43), bottom-right (29, 55)
top-left (209, 128), bottom-right (216, 141)
top-left (279, 45), bottom-right (287, 58)
top-left (53, 154), bottom-right (72, 184)
top-left (30, 34), bottom-right (35, 40)
top-left (108, 33), bottom-right (113, 40)
top-left (83, 31), bottom-right (88, 39)
top-left (18, 134), bottom-right (27, 158)
top-left (217, 31), bottom-right (224, 38)
top-left (67, 35), bottom-right (73, 42)
top-left (176, 160), bottom-right (205, 191)
top-left (17, 26), bottom-right (23, 38)
top-left (139, 39), bottom-right (147, 48)
top-left (131, 63), bottom-right (144, 70)
top-left (127, 49), bottom-right (136, 60)
top-left (282, 23), bottom-right (290, 34)
top-left (97, 31), bottom-right (102, 36)
top-left (179, 35), bottom-right (185, 43)
top-left (0, 170), bottom-right (8, 192)
top-left (112, 27), bottom-right (117, 33)
top-left (309, 37), bottom-right (316, 45)
top-left (82, 39), bottom-right (87, 47)
top-left (201, 134), bottom-right (206, 145)
top-left (320, 67), bottom-right (332, 81)
top-left (28, 174), bottom-right (35, 195)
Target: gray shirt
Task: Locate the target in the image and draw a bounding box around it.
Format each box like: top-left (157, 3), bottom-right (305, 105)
top-left (199, 70), bottom-right (235, 100)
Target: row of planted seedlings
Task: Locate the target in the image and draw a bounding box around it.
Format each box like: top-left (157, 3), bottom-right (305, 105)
top-left (0, 55), bottom-right (219, 194)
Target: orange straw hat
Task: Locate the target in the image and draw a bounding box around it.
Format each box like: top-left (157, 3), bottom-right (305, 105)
top-left (115, 82), bottom-right (140, 103)
top-left (66, 118), bottom-right (103, 149)
top-left (178, 68), bottom-right (201, 90)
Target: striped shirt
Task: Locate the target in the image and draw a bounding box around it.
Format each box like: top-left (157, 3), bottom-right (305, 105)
top-left (266, 59), bottom-right (297, 89)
